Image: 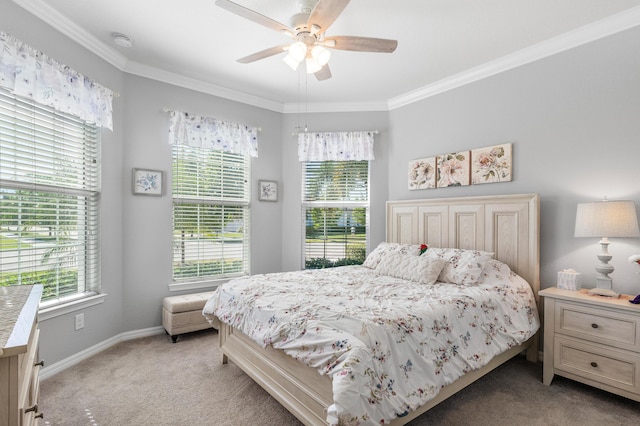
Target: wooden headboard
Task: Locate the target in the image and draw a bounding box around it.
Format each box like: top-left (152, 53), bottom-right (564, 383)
top-left (386, 193), bottom-right (540, 297)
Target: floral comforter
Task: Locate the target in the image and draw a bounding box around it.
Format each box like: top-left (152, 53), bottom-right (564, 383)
top-left (203, 261), bottom-right (539, 425)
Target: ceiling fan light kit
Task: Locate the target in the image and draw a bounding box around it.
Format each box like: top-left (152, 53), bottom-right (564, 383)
top-left (283, 43), bottom-right (330, 74)
top-left (215, 0), bottom-right (398, 81)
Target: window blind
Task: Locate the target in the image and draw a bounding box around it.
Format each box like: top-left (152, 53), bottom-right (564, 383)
top-left (302, 161), bottom-right (369, 269)
top-left (172, 145), bottom-right (250, 282)
top-left (0, 88), bottom-right (101, 304)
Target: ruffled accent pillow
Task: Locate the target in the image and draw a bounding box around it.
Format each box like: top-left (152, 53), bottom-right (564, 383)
top-left (423, 248), bottom-right (494, 285)
top-left (375, 252), bottom-right (446, 285)
top-left (363, 242), bottom-right (421, 269)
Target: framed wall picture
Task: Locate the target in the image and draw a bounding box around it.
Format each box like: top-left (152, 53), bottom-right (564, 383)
top-left (132, 168), bottom-right (163, 196)
top-left (471, 143), bottom-right (513, 184)
top-left (408, 157), bottom-right (437, 190)
top-left (259, 180), bottom-right (278, 201)
top-left (437, 151), bottom-right (471, 187)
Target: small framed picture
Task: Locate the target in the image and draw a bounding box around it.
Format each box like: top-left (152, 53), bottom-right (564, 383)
top-left (132, 168), bottom-right (163, 196)
top-left (259, 180), bottom-right (278, 201)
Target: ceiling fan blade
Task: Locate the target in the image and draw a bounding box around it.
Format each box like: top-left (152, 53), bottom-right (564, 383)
top-left (326, 36), bottom-right (398, 53)
top-left (216, 0), bottom-right (294, 36)
top-left (237, 44), bottom-right (290, 63)
top-left (308, 0), bottom-right (350, 34)
top-left (314, 64), bottom-right (332, 81)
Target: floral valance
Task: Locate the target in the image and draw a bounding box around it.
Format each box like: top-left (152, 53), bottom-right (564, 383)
top-left (0, 32), bottom-right (114, 130)
top-left (298, 131), bottom-right (375, 162)
top-left (167, 110), bottom-right (258, 158)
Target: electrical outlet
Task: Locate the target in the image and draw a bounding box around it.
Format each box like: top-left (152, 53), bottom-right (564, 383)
top-left (75, 313), bottom-right (84, 330)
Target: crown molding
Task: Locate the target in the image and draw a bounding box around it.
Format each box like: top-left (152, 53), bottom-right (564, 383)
top-left (14, 1), bottom-right (640, 113)
top-left (388, 5), bottom-right (640, 110)
top-left (124, 61), bottom-right (284, 112)
top-left (11, 0), bottom-right (282, 112)
top-left (12, 0), bottom-right (128, 69)
top-left (282, 100), bottom-right (389, 114)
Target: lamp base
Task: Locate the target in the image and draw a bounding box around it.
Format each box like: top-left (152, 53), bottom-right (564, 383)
top-left (588, 287), bottom-right (619, 298)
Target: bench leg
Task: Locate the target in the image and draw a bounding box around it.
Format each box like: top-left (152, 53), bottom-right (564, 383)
top-left (171, 335), bottom-right (178, 343)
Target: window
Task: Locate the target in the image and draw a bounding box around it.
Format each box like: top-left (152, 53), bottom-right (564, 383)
top-left (172, 145), bottom-right (250, 283)
top-left (0, 89), bottom-right (101, 305)
top-left (302, 160), bottom-right (369, 269)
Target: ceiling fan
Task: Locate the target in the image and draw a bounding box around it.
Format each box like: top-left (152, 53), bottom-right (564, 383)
top-left (215, 0), bottom-right (398, 81)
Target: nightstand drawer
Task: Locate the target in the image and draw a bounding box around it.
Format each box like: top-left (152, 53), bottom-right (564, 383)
top-left (554, 336), bottom-right (640, 395)
top-left (555, 301), bottom-right (640, 351)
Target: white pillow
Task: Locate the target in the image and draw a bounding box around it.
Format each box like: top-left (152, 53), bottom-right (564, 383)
top-left (477, 259), bottom-right (512, 284)
top-left (363, 242), bottom-right (421, 269)
top-left (375, 252), bottom-right (446, 285)
top-left (423, 248), bottom-right (494, 285)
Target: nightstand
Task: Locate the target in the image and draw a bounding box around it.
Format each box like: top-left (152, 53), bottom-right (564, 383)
top-left (539, 287), bottom-right (640, 402)
top-left (1, 285), bottom-right (43, 425)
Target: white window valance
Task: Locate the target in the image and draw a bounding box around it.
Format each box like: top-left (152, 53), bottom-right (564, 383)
top-left (0, 32), bottom-right (114, 130)
top-left (167, 110), bottom-right (258, 158)
top-left (298, 131), bottom-right (375, 162)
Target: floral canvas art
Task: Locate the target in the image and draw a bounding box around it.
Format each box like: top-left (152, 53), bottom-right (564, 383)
top-left (408, 157), bottom-right (436, 190)
top-left (471, 143), bottom-right (512, 184)
top-left (437, 151), bottom-right (470, 187)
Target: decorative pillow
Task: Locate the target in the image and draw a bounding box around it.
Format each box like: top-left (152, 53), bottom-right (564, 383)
top-left (363, 242), bottom-right (421, 269)
top-left (375, 252), bottom-right (446, 285)
top-left (423, 248), bottom-right (494, 285)
top-left (477, 259), bottom-right (512, 284)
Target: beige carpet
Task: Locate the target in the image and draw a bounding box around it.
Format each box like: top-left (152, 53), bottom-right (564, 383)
top-left (40, 329), bottom-right (639, 425)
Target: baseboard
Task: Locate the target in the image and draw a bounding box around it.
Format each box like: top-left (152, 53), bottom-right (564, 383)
top-left (39, 326), bottom-right (165, 380)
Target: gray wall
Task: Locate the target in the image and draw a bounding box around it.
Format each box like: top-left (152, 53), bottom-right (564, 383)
top-left (2, 1), bottom-right (285, 365)
top-left (3, 1), bottom-right (640, 367)
top-left (1, 1), bottom-right (126, 365)
top-left (121, 75), bottom-right (284, 330)
top-left (388, 26), bottom-right (640, 296)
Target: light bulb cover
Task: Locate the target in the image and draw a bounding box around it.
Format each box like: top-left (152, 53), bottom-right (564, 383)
top-left (311, 45), bottom-right (331, 66)
top-left (305, 56), bottom-right (322, 74)
top-left (289, 41), bottom-right (307, 62)
top-left (283, 54), bottom-right (300, 71)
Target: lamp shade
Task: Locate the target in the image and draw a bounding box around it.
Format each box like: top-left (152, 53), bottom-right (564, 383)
top-left (574, 200), bottom-right (640, 238)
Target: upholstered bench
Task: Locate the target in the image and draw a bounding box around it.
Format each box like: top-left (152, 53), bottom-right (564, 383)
top-left (162, 291), bottom-right (216, 343)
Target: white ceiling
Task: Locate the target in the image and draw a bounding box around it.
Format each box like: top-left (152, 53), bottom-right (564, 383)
top-left (14, 0), bottom-right (640, 112)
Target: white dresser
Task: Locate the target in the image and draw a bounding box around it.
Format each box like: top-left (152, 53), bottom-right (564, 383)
top-left (540, 287), bottom-right (640, 402)
top-left (0, 285), bottom-right (43, 425)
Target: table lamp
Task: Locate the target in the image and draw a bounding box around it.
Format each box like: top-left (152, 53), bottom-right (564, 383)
top-left (574, 199), bottom-right (640, 297)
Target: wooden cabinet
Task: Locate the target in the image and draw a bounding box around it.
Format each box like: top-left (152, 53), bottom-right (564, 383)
top-left (540, 287), bottom-right (640, 401)
top-left (1, 285), bottom-right (43, 425)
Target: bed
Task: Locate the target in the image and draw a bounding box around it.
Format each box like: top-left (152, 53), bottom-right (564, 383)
top-left (204, 193), bottom-right (540, 425)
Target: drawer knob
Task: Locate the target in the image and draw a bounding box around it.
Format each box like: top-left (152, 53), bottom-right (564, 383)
top-left (590, 362), bottom-right (598, 368)
top-left (35, 360), bottom-right (44, 367)
top-left (24, 404), bottom-right (38, 414)
top-left (35, 413), bottom-right (44, 419)
top-left (591, 323), bottom-right (599, 329)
